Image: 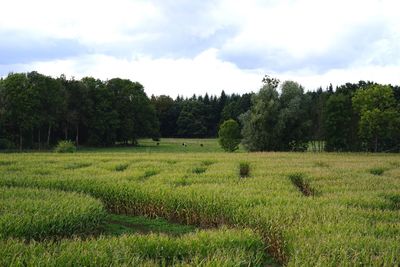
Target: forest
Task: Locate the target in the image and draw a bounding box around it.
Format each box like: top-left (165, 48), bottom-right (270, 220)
top-left (0, 72), bottom-right (399, 152)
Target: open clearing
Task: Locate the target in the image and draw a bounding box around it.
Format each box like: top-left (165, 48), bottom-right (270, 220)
top-left (1, 139), bottom-right (400, 266)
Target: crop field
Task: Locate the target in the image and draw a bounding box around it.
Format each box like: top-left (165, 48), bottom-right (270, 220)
top-left (1, 139), bottom-right (400, 266)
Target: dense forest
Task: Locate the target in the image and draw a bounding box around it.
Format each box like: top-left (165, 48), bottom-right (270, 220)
top-left (0, 72), bottom-right (399, 152)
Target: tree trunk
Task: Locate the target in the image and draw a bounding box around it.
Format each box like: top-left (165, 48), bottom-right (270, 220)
top-left (64, 125), bottom-right (68, 140)
top-left (76, 125), bottom-right (79, 147)
top-left (38, 129), bottom-right (41, 150)
top-left (19, 129), bottom-right (22, 151)
top-left (47, 124), bottom-right (51, 147)
top-left (374, 135), bottom-right (378, 153)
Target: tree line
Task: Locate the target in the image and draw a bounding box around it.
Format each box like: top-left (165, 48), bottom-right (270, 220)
top-left (0, 72), bottom-right (158, 150)
top-left (1, 72), bottom-right (399, 152)
top-left (240, 76), bottom-right (400, 152)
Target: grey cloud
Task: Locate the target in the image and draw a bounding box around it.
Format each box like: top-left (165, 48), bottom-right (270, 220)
top-left (0, 32), bottom-right (87, 65)
top-left (218, 19), bottom-right (398, 73)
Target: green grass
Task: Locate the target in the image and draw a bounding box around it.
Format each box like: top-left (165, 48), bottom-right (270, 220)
top-left (80, 138), bottom-right (242, 153)
top-left (0, 187), bottom-right (105, 240)
top-left (0, 227), bottom-right (267, 266)
top-left (101, 214), bottom-right (197, 236)
top-left (1, 140), bottom-right (400, 266)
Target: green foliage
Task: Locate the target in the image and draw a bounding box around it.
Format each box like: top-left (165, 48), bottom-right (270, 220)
top-left (176, 102), bottom-right (207, 138)
top-left (218, 119), bottom-right (241, 152)
top-left (324, 93), bottom-right (356, 151)
top-left (54, 140), bottom-right (76, 153)
top-left (0, 138), bottom-right (14, 150)
top-left (0, 72), bottom-right (159, 149)
top-left (369, 167), bottom-right (385, 176)
top-left (239, 85), bottom-right (280, 151)
top-left (240, 80), bottom-right (311, 151)
top-left (352, 84), bottom-right (400, 152)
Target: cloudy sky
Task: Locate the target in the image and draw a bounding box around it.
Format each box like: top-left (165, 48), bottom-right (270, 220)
top-left (1, 0), bottom-right (399, 96)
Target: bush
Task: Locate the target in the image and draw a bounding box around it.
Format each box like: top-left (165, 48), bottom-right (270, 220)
top-left (0, 138), bottom-right (15, 150)
top-left (239, 162), bottom-right (250, 178)
top-left (369, 167), bottom-right (385, 176)
top-left (289, 141), bottom-right (308, 152)
top-left (218, 119), bottom-right (241, 152)
top-left (54, 140), bottom-right (76, 153)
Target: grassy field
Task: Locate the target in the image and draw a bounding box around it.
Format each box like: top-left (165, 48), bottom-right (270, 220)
top-left (1, 138), bottom-right (400, 266)
top-left (80, 138), bottom-right (231, 153)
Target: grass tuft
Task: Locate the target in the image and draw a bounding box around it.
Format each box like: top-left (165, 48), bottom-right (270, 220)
top-left (239, 162), bottom-right (250, 178)
top-left (314, 161), bottom-right (329, 168)
top-left (174, 176), bottom-right (191, 187)
top-left (115, 163), bottom-right (129, 172)
top-left (138, 169), bottom-right (159, 181)
top-left (64, 162), bottom-right (92, 170)
top-left (288, 173), bottom-right (316, 196)
top-left (0, 160), bottom-right (14, 166)
top-left (192, 166), bottom-right (206, 174)
top-left (369, 167), bottom-right (385, 176)
top-left (201, 160), bottom-right (215, 166)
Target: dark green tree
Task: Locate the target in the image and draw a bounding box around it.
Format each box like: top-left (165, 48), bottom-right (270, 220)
top-left (151, 95), bottom-right (177, 137)
top-left (240, 77), bottom-right (281, 151)
top-left (324, 94), bottom-right (354, 151)
top-left (276, 81), bottom-right (311, 151)
top-left (1, 73), bottom-right (37, 150)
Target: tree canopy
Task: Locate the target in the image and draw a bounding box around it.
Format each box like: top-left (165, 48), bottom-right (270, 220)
top-left (1, 71), bottom-right (399, 153)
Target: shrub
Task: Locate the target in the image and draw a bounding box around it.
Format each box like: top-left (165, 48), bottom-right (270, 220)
top-left (218, 119), bottom-right (241, 152)
top-left (239, 162), bottom-right (250, 178)
top-left (369, 167), bottom-right (385, 176)
top-left (192, 166), bottom-right (206, 174)
top-left (289, 141), bottom-right (308, 152)
top-left (115, 163), bottom-right (129, 172)
top-left (54, 140), bottom-right (76, 153)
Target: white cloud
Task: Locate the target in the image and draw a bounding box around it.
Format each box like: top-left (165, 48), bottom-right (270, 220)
top-left (20, 49), bottom-right (262, 97)
top-left (1, 0), bottom-right (400, 95)
top-left (0, 0), bottom-right (160, 44)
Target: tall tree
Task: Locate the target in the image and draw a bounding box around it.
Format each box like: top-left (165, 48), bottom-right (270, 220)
top-left (2, 73), bottom-right (37, 150)
top-left (151, 95), bottom-right (178, 137)
top-left (352, 84), bottom-right (400, 152)
top-left (27, 72), bottom-right (64, 148)
top-left (240, 77), bottom-right (281, 151)
top-left (276, 81), bottom-right (311, 151)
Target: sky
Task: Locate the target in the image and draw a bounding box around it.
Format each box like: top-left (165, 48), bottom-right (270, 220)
top-left (1, 0), bottom-right (400, 97)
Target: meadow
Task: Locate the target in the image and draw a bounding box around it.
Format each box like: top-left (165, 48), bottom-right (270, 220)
top-left (1, 138), bottom-right (400, 266)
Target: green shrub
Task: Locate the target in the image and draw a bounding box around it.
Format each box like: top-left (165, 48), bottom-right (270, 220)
top-left (54, 140), bottom-right (76, 153)
top-left (369, 167), bottom-right (385, 176)
top-left (115, 163), bottom-right (129, 172)
top-left (192, 166), bottom-right (207, 174)
top-left (239, 162), bottom-right (250, 178)
top-left (218, 119), bottom-right (241, 152)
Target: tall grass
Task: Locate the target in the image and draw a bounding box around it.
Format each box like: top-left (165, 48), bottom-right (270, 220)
top-left (0, 151), bottom-right (399, 265)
